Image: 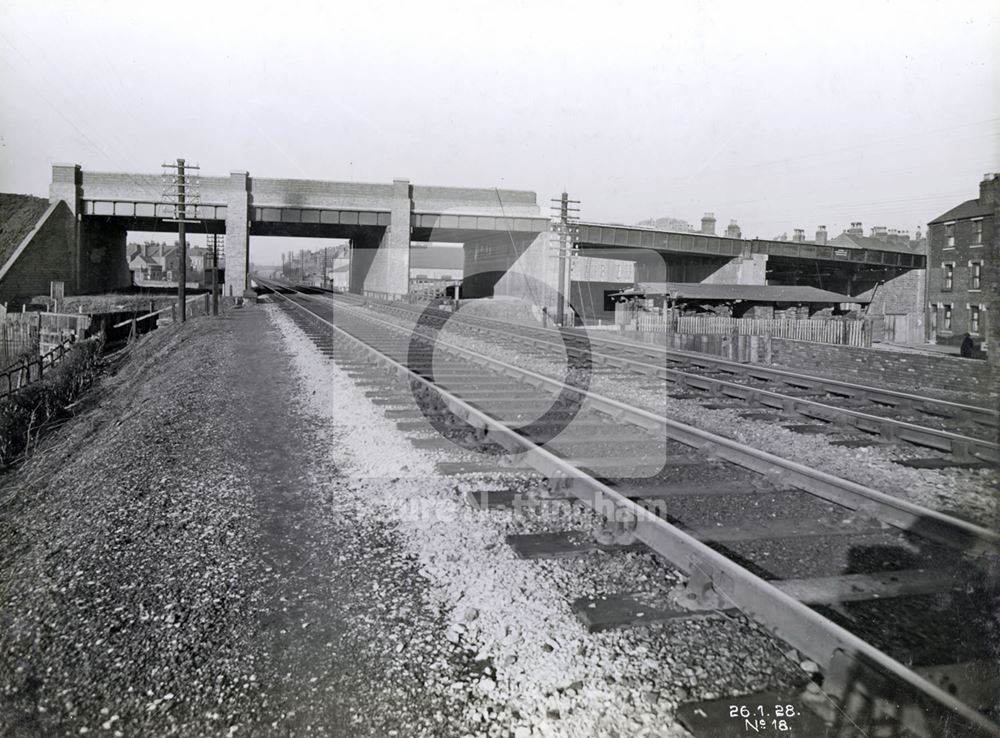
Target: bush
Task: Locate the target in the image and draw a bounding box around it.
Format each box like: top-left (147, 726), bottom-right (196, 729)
top-left (0, 339), bottom-right (103, 467)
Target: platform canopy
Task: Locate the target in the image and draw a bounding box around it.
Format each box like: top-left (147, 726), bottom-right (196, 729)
top-left (613, 282), bottom-right (869, 304)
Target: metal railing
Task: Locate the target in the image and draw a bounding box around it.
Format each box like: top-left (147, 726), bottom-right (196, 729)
top-left (111, 293), bottom-right (212, 332)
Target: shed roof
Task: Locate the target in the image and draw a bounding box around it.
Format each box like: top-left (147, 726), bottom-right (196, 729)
top-left (615, 282), bottom-right (868, 304)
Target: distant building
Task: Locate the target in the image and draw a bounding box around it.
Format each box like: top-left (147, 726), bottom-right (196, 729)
top-left (829, 223), bottom-right (922, 255)
top-left (126, 240), bottom-right (200, 285)
top-left (823, 222), bottom-right (928, 344)
top-left (635, 216), bottom-right (693, 232)
top-left (926, 173), bottom-right (997, 347)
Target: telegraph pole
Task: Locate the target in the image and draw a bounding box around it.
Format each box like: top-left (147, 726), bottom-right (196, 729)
top-left (177, 160), bottom-right (187, 320)
top-left (162, 159), bottom-right (201, 322)
top-left (550, 191), bottom-right (580, 326)
top-left (210, 233), bottom-right (219, 316)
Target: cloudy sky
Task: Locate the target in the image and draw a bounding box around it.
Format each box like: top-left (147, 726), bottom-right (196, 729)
top-left (1, 0), bottom-right (997, 261)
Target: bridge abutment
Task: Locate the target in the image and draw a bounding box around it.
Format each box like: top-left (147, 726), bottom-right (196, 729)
top-left (360, 179), bottom-right (411, 297)
top-left (49, 163), bottom-right (83, 292)
top-left (225, 172), bottom-right (251, 297)
top-left (464, 230), bottom-right (561, 311)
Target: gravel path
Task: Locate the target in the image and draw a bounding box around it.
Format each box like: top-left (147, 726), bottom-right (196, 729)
top-left (0, 309), bottom-right (493, 737)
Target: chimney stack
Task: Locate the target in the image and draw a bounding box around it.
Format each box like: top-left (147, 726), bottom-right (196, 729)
top-left (981, 172), bottom-right (998, 206)
top-left (701, 212), bottom-right (716, 235)
top-left (847, 222), bottom-right (863, 236)
top-left (871, 225), bottom-right (888, 241)
top-left (793, 228), bottom-right (805, 243)
top-left (725, 219), bottom-right (742, 239)
top-left (815, 225), bottom-right (827, 245)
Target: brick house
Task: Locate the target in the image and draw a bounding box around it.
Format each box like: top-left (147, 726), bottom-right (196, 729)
top-left (926, 174), bottom-right (997, 349)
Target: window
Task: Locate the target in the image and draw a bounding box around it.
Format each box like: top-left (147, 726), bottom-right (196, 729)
top-left (970, 305), bottom-right (981, 335)
top-left (943, 304), bottom-right (953, 331)
top-left (943, 263), bottom-right (954, 291)
top-left (971, 261), bottom-right (982, 290)
top-left (945, 222), bottom-right (955, 248)
top-left (973, 220), bottom-right (983, 246)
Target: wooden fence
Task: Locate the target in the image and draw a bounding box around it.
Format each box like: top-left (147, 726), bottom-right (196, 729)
top-left (614, 305), bottom-right (871, 348)
top-left (675, 316), bottom-right (870, 347)
top-left (1, 311), bottom-right (92, 362)
top-left (0, 337), bottom-right (77, 400)
top-left (0, 320), bottom-right (40, 369)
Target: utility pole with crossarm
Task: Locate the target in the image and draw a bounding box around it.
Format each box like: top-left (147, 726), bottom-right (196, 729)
top-left (550, 192), bottom-right (580, 326)
top-left (161, 159), bottom-right (201, 322)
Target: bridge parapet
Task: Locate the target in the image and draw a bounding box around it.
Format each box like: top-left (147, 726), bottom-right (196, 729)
top-left (577, 221), bottom-right (925, 269)
top-left (77, 171), bottom-right (230, 205)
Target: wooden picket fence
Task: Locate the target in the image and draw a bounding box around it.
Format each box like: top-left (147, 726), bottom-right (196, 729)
top-left (675, 316), bottom-right (870, 347)
top-left (614, 305), bottom-right (871, 348)
top-left (0, 320), bottom-right (40, 369)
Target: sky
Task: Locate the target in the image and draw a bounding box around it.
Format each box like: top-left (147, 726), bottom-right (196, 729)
top-left (1, 0), bottom-right (998, 263)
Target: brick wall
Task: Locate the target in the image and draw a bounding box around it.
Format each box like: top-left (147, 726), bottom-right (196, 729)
top-left (770, 338), bottom-right (994, 396)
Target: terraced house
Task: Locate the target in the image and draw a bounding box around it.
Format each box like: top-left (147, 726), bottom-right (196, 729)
top-left (927, 173), bottom-right (997, 347)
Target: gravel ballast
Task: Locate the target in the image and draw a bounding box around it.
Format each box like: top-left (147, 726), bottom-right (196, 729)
top-left (365, 305), bottom-right (998, 529)
top-left (263, 302), bottom-right (820, 736)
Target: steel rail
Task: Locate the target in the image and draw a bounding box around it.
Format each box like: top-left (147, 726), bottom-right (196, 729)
top-left (263, 281), bottom-right (1000, 738)
top-left (394, 306), bottom-right (999, 461)
top-left (348, 294), bottom-right (997, 427)
top-left (308, 291), bottom-right (1000, 558)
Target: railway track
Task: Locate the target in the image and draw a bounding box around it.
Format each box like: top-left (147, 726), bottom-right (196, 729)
top-left (329, 290), bottom-right (998, 465)
top-left (257, 278), bottom-right (1000, 738)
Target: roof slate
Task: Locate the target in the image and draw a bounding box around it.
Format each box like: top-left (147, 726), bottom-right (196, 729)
top-left (928, 198), bottom-right (993, 224)
top-left (828, 232), bottom-right (919, 254)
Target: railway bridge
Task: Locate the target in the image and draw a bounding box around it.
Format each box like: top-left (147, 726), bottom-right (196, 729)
top-left (0, 164), bottom-right (925, 311)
